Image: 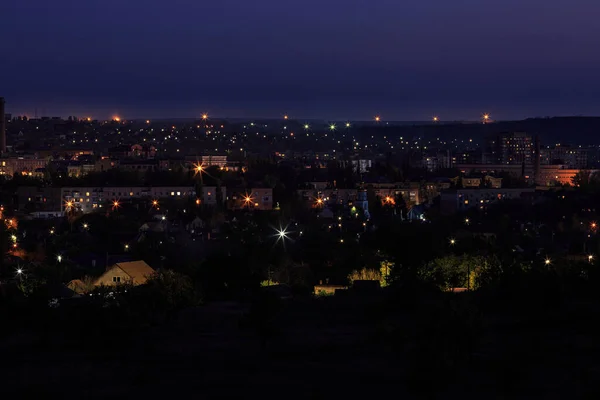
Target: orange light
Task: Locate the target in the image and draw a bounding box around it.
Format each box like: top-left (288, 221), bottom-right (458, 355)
top-left (195, 199), bottom-right (201, 205)
top-left (152, 200), bottom-right (159, 207)
top-left (433, 116), bottom-right (439, 122)
top-left (375, 116), bottom-right (381, 122)
top-left (284, 115), bottom-right (288, 120)
top-left (202, 114), bottom-right (208, 120)
top-left (113, 116), bottom-right (121, 122)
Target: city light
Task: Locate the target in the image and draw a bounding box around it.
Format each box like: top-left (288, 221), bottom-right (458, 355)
top-left (329, 124), bottom-right (336, 131)
top-left (345, 122), bottom-right (351, 128)
top-left (375, 116), bottom-right (381, 122)
top-left (124, 244), bottom-right (129, 250)
top-left (433, 116), bottom-right (439, 122)
top-left (544, 258), bottom-right (551, 265)
top-left (284, 115), bottom-right (288, 120)
top-left (194, 163), bottom-right (204, 174)
top-left (449, 238), bottom-right (456, 245)
top-left (57, 255), bottom-right (62, 263)
top-left (591, 222), bottom-right (597, 230)
top-left (113, 116), bottom-right (121, 122)
top-left (304, 124), bottom-right (310, 130)
top-left (64, 200), bottom-right (74, 211)
top-left (589, 255), bottom-right (594, 263)
top-left (82, 223), bottom-right (89, 229)
top-left (465, 218), bottom-right (470, 225)
top-left (16, 268), bottom-right (23, 275)
top-left (152, 200), bottom-right (159, 207)
top-left (112, 200), bottom-right (120, 210)
top-left (274, 226), bottom-right (290, 245)
top-left (202, 114), bottom-right (208, 120)
top-left (482, 113), bottom-right (490, 123)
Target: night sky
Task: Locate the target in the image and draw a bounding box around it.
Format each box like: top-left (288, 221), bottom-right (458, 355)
top-left (2, 0), bottom-right (599, 120)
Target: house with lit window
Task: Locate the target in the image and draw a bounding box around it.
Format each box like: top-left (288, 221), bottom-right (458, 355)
top-left (94, 260), bottom-right (155, 287)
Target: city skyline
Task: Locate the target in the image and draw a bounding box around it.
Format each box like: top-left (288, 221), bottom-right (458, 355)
top-left (2, 0), bottom-right (600, 119)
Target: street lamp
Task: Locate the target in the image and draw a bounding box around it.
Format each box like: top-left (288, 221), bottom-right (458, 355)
top-left (374, 116), bottom-right (381, 122)
top-left (57, 255), bottom-right (62, 263)
top-left (589, 254), bottom-right (594, 263)
top-left (329, 124), bottom-right (336, 131)
top-left (449, 238), bottom-right (456, 246)
top-left (465, 218), bottom-right (470, 225)
top-left (82, 223), bottom-right (89, 230)
top-left (544, 258), bottom-right (551, 265)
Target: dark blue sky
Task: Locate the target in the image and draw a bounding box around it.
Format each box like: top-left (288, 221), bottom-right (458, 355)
top-left (2, 0), bottom-right (599, 120)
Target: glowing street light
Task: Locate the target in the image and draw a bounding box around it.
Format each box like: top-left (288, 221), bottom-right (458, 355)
top-left (433, 116), bottom-right (439, 122)
top-left (152, 200), bottom-right (159, 208)
top-left (57, 255), bottom-right (62, 263)
top-left (64, 200), bottom-right (74, 211)
top-left (482, 113), bottom-right (490, 123)
top-left (304, 124), bottom-right (310, 130)
top-left (202, 114), bottom-right (208, 120)
top-left (113, 116), bottom-right (121, 122)
top-left (274, 226), bottom-right (290, 245)
top-left (82, 223), bottom-right (89, 230)
top-left (544, 258), bottom-right (551, 265)
top-left (591, 222), bottom-right (597, 230)
top-left (16, 268), bottom-right (23, 275)
top-left (284, 115), bottom-right (289, 120)
top-left (329, 124), bottom-right (336, 131)
top-left (112, 200), bottom-right (120, 210)
top-left (449, 238), bottom-right (456, 246)
top-left (345, 122), bottom-right (351, 128)
top-left (194, 163), bottom-right (204, 174)
top-left (374, 116), bottom-right (381, 122)
top-left (465, 218), bottom-right (470, 225)
top-left (589, 254), bottom-right (594, 263)
top-left (124, 244), bottom-right (129, 251)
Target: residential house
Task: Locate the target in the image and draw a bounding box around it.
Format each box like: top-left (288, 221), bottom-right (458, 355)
top-left (94, 260), bottom-right (155, 287)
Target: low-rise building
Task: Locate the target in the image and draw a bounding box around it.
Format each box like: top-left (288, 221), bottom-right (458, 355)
top-left (227, 188), bottom-right (273, 210)
top-left (94, 260), bottom-right (155, 287)
top-left (440, 188), bottom-right (536, 214)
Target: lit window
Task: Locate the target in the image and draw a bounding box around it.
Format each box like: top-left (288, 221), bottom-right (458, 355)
top-left (177, 192), bottom-right (181, 196)
top-left (171, 192), bottom-right (174, 196)
top-left (130, 192), bottom-right (134, 196)
top-left (86, 192), bottom-right (90, 196)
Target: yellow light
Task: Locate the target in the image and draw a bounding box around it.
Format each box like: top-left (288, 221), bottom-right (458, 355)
top-left (545, 258), bottom-right (551, 265)
top-left (345, 122), bottom-right (351, 128)
top-left (330, 124), bottom-right (336, 131)
top-left (433, 116), bottom-right (439, 122)
top-left (284, 115), bottom-right (288, 120)
top-left (375, 116), bottom-right (381, 122)
top-left (196, 199), bottom-right (201, 205)
top-left (304, 124), bottom-right (309, 130)
top-left (152, 200), bottom-right (159, 207)
top-left (113, 200), bottom-right (120, 209)
top-left (113, 116), bottom-right (121, 122)
top-left (87, 117), bottom-right (92, 122)
top-left (202, 114), bottom-right (208, 120)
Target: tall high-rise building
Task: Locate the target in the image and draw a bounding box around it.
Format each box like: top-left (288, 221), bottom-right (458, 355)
top-left (485, 132), bottom-right (534, 165)
top-left (0, 97), bottom-right (6, 153)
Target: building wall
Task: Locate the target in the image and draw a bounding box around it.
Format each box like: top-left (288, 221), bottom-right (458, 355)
top-left (0, 157), bottom-right (48, 177)
top-left (228, 188), bottom-right (274, 210)
top-left (16, 186), bottom-right (62, 211)
top-left (441, 188), bottom-right (535, 214)
top-left (61, 186), bottom-right (196, 213)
